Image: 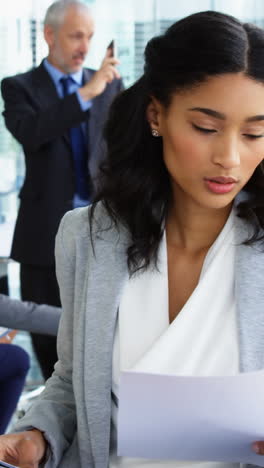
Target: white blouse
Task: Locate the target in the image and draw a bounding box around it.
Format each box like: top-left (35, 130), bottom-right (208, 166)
top-left (110, 209), bottom-right (239, 468)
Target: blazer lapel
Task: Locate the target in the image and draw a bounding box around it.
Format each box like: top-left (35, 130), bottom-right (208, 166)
top-left (32, 61), bottom-right (59, 106)
top-left (235, 216), bottom-right (264, 372)
top-left (83, 68), bottom-right (102, 125)
top-left (32, 61), bottom-right (71, 147)
top-left (82, 215), bottom-right (129, 466)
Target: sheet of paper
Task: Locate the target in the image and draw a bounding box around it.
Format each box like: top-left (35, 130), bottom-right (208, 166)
top-left (118, 370), bottom-right (264, 465)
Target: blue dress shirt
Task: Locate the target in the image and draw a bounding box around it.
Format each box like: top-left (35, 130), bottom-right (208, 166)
top-left (43, 58), bottom-right (92, 112)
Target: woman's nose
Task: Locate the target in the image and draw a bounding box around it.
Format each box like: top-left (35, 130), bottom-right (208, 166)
top-left (212, 136), bottom-right (240, 169)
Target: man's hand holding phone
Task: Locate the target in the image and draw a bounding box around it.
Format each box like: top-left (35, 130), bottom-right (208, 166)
top-left (79, 39), bottom-right (120, 101)
top-left (107, 39), bottom-right (115, 58)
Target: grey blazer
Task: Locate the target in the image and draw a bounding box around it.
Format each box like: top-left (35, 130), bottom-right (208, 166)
top-left (14, 203), bottom-right (264, 468)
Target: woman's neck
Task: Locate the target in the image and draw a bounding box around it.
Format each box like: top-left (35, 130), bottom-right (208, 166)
top-left (166, 200), bottom-right (233, 254)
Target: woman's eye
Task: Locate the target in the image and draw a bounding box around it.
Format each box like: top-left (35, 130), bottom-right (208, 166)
top-left (192, 124), bottom-right (216, 134)
top-left (243, 133), bottom-right (264, 139)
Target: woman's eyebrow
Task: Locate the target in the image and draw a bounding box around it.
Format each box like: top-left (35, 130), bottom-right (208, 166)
top-left (188, 107), bottom-right (226, 119)
top-left (246, 115), bottom-right (264, 122)
top-left (188, 107), bottom-right (264, 123)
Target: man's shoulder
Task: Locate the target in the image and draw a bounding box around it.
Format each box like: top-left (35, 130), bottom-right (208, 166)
top-left (1, 63), bottom-right (44, 87)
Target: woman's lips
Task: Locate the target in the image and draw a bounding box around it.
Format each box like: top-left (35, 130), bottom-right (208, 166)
top-left (204, 176), bottom-right (238, 194)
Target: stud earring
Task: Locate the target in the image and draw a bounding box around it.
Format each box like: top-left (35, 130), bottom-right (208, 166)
top-left (151, 129), bottom-right (160, 137)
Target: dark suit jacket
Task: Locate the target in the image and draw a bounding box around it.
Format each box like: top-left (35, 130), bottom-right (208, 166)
top-left (1, 61), bottom-right (123, 266)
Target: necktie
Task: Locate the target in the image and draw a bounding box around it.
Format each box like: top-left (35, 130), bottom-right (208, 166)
top-left (60, 76), bottom-right (90, 201)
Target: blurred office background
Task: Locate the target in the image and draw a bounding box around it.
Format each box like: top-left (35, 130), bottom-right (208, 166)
top-left (0, 0), bottom-right (264, 386)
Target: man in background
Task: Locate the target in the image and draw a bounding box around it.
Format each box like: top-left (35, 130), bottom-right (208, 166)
top-left (1, 0), bottom-right (123, 380)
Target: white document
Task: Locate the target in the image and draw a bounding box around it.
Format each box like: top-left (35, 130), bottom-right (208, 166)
top-left (118, 370), bottom-right (264, 465)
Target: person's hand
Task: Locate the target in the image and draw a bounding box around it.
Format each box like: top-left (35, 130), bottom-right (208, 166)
top-left (0, 430), bottom-right (47, 468)
top-left (0, 330), bottom-right (17, 344)
top-left (252, 441), bottom-right (264, 455)
top-left (79, 47), bottom-right (120, 101)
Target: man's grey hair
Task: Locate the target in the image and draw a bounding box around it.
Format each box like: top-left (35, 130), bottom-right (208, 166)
top-left (44, 0), bottom-right (91, 29)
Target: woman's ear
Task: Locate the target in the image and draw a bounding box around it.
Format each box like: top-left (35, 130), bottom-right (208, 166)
top-left (146, 97), bottom-right (163, 136)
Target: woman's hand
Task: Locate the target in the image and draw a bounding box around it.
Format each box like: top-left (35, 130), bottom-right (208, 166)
top-left (0, 430), bottom-right (47, 468)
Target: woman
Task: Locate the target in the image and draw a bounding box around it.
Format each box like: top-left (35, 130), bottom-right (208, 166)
top-left (1, 10), bottom-right (264, 468)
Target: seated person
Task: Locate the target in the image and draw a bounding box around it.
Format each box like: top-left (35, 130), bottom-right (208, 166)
top-left (0, 296), bottom-right (61, 434)
top-left (0, 331), bottom-right (30, 434)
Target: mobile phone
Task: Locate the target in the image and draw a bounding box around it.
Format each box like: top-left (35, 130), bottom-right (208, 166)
top-left (0, 461), bottom-right (20, 468)
top-left (107, 39), bottom-right (115, 57)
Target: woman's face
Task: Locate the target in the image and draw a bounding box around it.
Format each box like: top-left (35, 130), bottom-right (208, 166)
top-left (149, 73), bottom-right (264, 212)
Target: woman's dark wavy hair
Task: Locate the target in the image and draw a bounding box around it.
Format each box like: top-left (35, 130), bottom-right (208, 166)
top-left (91, 10), bottom-right (264, 274)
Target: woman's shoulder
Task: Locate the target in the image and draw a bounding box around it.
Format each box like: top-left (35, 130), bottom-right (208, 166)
top-left (58, 206), bottom-right (90, 239)
top-left (57, 202), bottom-right (128, 247)
top-left (59, 202), bottom-right (105, 232)
top-left (55, 202), bottom-right (129, 277)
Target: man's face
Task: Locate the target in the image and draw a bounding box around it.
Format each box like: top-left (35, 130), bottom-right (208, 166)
top-left (45, 6), bottom-right (94, 74)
